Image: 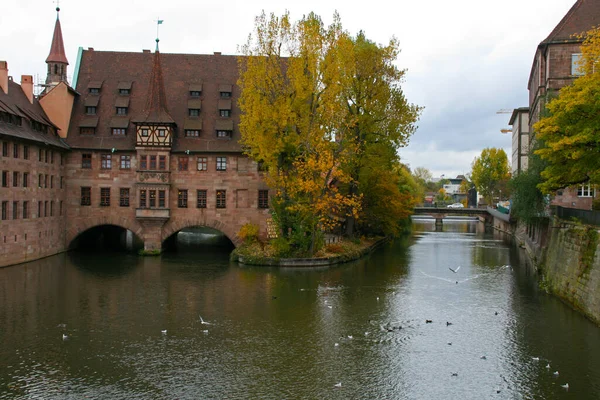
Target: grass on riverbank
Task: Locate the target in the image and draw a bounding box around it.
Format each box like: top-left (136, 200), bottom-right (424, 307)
top-left (231, 236), bottom-right (383, 264)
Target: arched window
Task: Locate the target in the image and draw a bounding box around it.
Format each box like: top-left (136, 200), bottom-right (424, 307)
top-left (54, 64), bottom-right (58, 74)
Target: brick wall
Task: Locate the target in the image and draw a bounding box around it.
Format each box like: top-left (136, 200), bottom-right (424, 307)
top-left (0, 138), bottom-right (66, 267)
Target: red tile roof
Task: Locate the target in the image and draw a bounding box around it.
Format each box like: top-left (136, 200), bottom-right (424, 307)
top-left (46, 15), bottom-right (69, 65)
top-left (0, 80), bottom-right (68, 149)
top-left (67, 50), bottom-right (242, 153)
top-left (542, 0), bottom-right (600, 44)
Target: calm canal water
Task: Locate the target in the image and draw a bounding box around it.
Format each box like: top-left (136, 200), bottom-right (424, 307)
top-left (1, 221), bottom-right (600, 399)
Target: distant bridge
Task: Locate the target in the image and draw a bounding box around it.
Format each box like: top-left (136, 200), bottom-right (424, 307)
top-left (412, 207), bottom-right (492, 226)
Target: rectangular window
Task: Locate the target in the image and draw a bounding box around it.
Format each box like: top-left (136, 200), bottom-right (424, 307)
top-left (216, 156), bottom-right (227, 171)
top-left (178, 157), bottom-right (189, 171)
top-left (50, 151), bottom-right (54, 164)
top-left (149, 190), bottom-right (156, 208)
top-left (216, 130), bottom-right (231, 138)
top-left (189, 109), bottom-right (200, 117)
top-left (23, 145), bottom-right (29, 160)
top-left (23, 172), bottom-right (28, 187)
top-left (39, 148), bottom-right (43, 161)
top-left (141, 128), bottom-right (149, 137)
top-left (1, 171), bottom-right (7, 187)
top-left (89, 88), bottom-right (100, 94)
top-left (13, 143), bottom-right (19, 158)
top-left (60, 176), bottom-right (63, 189)
top-left (159, 156), bottom-right (166, 170)
top-left (119, 88), bottom-right (130, 95)
top-left (45, 151), bottom-right (49, 163)
top-left (38, 201), bottom-right (42, 217)
top-left (82, 153), bottom-right (92, 169)
top-left (60, 201), bottom-right (63, 216)
top-left (216, 190), bottom-right (226, 208)
top-left (112, 128), bottom-right (127, 135)
top-left (12, 171), bottom-right (18, 187)
top-left (100, 187), bottom-right (110, 206)
top-left (85, 106), bottom-right (97, 115)
top-left (140, 155), bottom-right (148, 170)
top-left (220, 91), bottom-right (231, 98)
top-left (50, 175), bottom-right (54, 189)
top-left (120, 155), bottom-right (131, 169)
top-left (45, 175), bottom-right (48, 188)
top-left (577, 184), bottom-right (595, 197)
top-left (150, 155), bottom-right (157, 170)
top-left (50, 201), bottom-right (54, 217)
top-left (190, 90), bottom-right (201, 97)
top-left (38, 173), bottom-right (42, 188)
top-left (158, 190), bottom-right (166, 208)
top-left (197, 157), bottom-right (207, 171)
top-left (2, 142), bottom-right (7, 157)
top-left (185, 129), bottom-right (200, 137)
top-left (116, 107), bottom-right (128, 115)
top-left (139, 190), bottom-right (147, 208)
top-left (572, 53), bottom-right (584, 76)
top-left (12, 201), bottom-right (18, 220)
top-left (101, 154), bottom-right (112, 169)
top-left (197, 189), bottom-right (207, 208)
top-left (120, 188), bottom-right (130, 207)
top-left (258, 190), bottom-right (269, 208)
top-left (1, 201), bottom-right (7, 220)
top-left (81, 187), bottom-right (91, 206)
top-left (178, 189), bottom-right (188, 208)
top-left (158, 129), bottom-right (166, 137)
top-left (44, 201), bottom-right (47, 217)
top-left (80, 127), bottom-right (96, 135)
top-left (219, 109), bottom-right (231, 117)
top-left (23, 201), bottom-right (28, 219)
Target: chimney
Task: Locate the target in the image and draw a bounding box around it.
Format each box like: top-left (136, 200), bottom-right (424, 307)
top-left (21, 75), bottom-right (34, 103)
top-left (0, 61), bottom-right (8, 94)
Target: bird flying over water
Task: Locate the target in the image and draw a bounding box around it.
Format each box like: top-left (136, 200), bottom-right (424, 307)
top-left (199, 315), bottom-right (212, 325)
top-left (449, 266), bottom-right (461, 273)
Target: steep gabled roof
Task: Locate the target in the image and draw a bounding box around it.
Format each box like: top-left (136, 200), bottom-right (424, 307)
top-left (136, 50), bottom-right (175, 124)
top-left (542, 0), bottom-right (600, 44)
top-left (46, 10), bottom-right (69, 65)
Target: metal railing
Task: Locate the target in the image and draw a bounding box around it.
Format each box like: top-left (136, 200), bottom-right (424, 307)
top-left (554, 206), bottom-right (600, 226)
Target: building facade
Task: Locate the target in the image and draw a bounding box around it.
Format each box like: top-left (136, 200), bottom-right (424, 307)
top-left (526, 0), bottom-right (600, 209)
top-left (0, 10), bottom-right (271, 267)
top-left (509, 107), bottom-right (529, 175)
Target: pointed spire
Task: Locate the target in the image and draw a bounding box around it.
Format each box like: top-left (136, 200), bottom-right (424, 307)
top-left (46, 7), bottom-right (69, 65)
top-left (140, 49), bottom-right (174, 124)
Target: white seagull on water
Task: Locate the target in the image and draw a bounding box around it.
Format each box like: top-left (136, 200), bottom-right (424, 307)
top-left (449, 266), bottom-right (461, 273)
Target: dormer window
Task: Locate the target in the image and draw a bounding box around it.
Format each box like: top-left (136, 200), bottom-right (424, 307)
top-left (217, 130), bottom-right (232, 138)
top-left (89, 88), bottom-right (99, 94)
top-left (220, 110), bottom-right (231, 117)
top-left (116, 107), bottom-right (128, 115)
top-left (189, 109), bottom-right (200, 117)
top-left (141, 128), bottom-right (149, 137)
top-left (87, 81), bottom-right (103, 94)
top-left (219, 84), bottom-right (232, 99)
top-left (189, 83), bottom-right (203, 98)
top-left (85, 106), bottom-right (97, 115)
top-left (80, 127), bottom-right (95, 135)
top-left (117, 81), bottom-right (132, 95)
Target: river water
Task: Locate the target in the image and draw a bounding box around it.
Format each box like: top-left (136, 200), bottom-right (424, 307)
top-left (1, 220), bottom-right (599, 399)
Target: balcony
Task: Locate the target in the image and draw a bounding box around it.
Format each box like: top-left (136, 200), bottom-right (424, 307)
top-left (136, 208), bottom-right (170, 221)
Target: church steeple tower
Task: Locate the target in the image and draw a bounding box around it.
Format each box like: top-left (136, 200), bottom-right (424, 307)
top-left (45, 6), bottom-right (69, 88)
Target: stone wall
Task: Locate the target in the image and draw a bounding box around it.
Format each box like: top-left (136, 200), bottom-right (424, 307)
top-left (541, 219), bottom-right (600, 325)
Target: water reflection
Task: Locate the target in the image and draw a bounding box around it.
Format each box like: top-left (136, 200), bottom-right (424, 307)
top-left (1, 221), bottom-right (599, 399)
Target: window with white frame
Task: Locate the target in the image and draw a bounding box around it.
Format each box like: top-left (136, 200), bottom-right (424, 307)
top-left (577, 184), bottom-right (595, 197)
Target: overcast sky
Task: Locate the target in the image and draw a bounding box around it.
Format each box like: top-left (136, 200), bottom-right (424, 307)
top-left (1, 0), bottom-right (577, 178)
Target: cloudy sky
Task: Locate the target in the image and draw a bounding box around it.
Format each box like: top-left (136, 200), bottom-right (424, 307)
top-left (1, 0), bottom-right (576, 178)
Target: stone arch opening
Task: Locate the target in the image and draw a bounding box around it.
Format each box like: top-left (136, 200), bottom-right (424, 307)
top-left (69, 224), bottom-right (144, 252)
top-left (162, 226), bottom-right (235, 253)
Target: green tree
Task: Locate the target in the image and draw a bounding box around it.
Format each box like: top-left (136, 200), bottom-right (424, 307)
top-left (510, 140), bottom-right (548, 223)
top-left (534, 27), bottom-right (600, 193)
top-left (470, 148), bottom-right (510, 205)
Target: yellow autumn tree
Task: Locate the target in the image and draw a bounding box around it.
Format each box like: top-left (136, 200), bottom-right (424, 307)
top-left (238, 12), bottom-right (360, 256)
